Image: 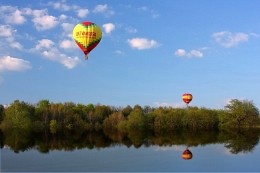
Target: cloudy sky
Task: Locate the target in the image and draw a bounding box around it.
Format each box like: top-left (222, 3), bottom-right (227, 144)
top-left (1, 0), bottom-right (260, 108)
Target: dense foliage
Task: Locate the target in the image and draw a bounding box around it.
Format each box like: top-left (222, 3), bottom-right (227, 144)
top-left (0, 99), bottom-right (260, 134)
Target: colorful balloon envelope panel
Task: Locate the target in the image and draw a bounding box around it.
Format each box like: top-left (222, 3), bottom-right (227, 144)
top-left (182, 93), bottom-right (193, 105)
top-left (72, 22), bottom-right (102, 60)
top-left (182, 148), bottom-right (193, 160)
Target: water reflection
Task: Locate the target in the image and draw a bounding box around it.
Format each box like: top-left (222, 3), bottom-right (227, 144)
top-left (1, 128), bottom-right (260, 155)
top-left (182, 148), bottom-right (193, 160)
top-left (221, 129), bottom-right (260, 154)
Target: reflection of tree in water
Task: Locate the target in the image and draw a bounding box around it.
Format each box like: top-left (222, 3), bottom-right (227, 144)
top-left (151, 130), bottom-right (220, 147)
top-left (0, 130), bottom-right (4, 148)
top-left (1, 129), bottom-right (35, 153)
top-left (1, 128), bottom-right (260, 154)
top-left (221, 128), bottom-right (260, 154)
top-left (182, 148), bottom-right (193, 160)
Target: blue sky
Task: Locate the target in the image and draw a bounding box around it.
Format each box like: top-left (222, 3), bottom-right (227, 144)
top-left (1, 0), bottom-right (260, 109)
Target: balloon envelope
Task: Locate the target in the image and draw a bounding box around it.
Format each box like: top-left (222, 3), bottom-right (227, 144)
top-left (182, 93), bottom-right (193, 105)
top-left (72, 22), bottom-right (102, 60)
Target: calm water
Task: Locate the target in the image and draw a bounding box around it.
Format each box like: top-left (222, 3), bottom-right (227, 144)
top-left (1, 144), bottom-right (260, 172)
top-left (1, 129), bottom-right (260, 172)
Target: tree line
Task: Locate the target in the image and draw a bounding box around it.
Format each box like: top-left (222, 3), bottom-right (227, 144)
top-left (1, 125), bottom-right (260, 154)
top-left (0, 99), bottom-right (260, 134)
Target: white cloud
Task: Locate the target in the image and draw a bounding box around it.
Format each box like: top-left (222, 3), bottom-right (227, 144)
top-left (138, 6), bottom-right (159, 19)
top-left (0, 25), bottom-right (23, 50)
top-left (93, 4), bottom-right (108, 13)
top-left (61, 23), bottom-right (74, 37)
top-left (0, 5), bottom-right (13, 12)
top-left (77, 9), bottom-right (89, 18)
top-left (93, 4), bottom-right (114, 17)
top-left (103, 23), bottom-right (115, 34)
top-left (0, 25), bottom-right (13, 37)
top-left (115, 50), bottom-right (125, 56)
top-left (59, 39), bottom-right (77, 49)
top-left (48, 1), bottom-right (71, 11)
top-left (223, 98), bottom-right (233, 106)
top-left (35, 39), bottom-right (55, 50)
top-left (138, 6), bottom-right (149, 12)
top-left (19, 8), bottom-right (58, 31)
top-left (48, 1), bottom-right (90, 18)
top-left (175, 49), bottom-right (186, 57)
top-left (175, 49), bottom-right (203, 58)
top-left (59, 14), bottom-right (68, 20)
top-left (216, 98), bottom-right (235, 109)
top-left (190, 50), bottom-right (203, 57)
top-left (0, 6), bottom-right (26, 25)
top-left (41, 48), bottom-right (80, 69)
top-left (154, 145), bottom-right (186, 152)
top-left (30, 9), bottom-right (44, 16)
top-left (20, 7), bottom-right (33, 15)
top-left (212, 31), bottom-right (249, 48)
top-left (154, 102), bottom-right (184, 108)
top-left (32, 14), bottom-right (58, 31)
top-left (33, 39), bottom-right (80, 69)
top-left (0, 56), bottom-right (31, 72)
top-left (127, 38), bottom-right (159, 50)
top-left (61, 22), bottom-right (74, 32)
top-left (7, 9), bottom-right (26, 25)
top-left (61, 56), bottom-right (81, 69)
top-left (125, 27), bottom-right (137, 34)
top-left (8, 40), bottom-right (23, 50)
top-left (250, 33), bottom-right (260, 38)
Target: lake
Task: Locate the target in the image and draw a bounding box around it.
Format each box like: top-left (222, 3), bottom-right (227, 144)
top-left (1, 129), bottom-right (260, 172)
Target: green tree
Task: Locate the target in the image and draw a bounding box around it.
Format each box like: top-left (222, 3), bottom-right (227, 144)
top-left (143, 105), bottom-right (154, 114)
top-left (221, 99), bottom-right (260, 128)
top-left (103, 112), bottom-right (125, 129)
top-left (126, 106), bottom-right (144, 130)
top-left (153, 107), bottom-right (169, 133)
top-left (0, 104), bottom-right (4, 122)
top-left (49, 119), bottom-right (60, 134)
top-left (84, 104), bottom-right (95, 124)
top-left (122, 105), bottom-right (133, 117)
top-left (182, 107), bottom-right (199, 129)
top-left (35, 100), bottom-right (50, 127)
top-left (198, 108), bottom-right (219, 129)
top-left (92, 105), bottom-right (112, 124)
top-left (2, 100), bottom-right (35, 130)
top-left (143, 112), bottom-right (155, 131)
top-left (167, 108), bottom-right (185, 129)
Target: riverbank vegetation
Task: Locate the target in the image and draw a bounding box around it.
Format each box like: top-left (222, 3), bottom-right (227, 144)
top-left (0, 99), bottom-right (260, 134)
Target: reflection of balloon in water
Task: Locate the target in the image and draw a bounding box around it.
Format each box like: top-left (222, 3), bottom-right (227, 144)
top-left (182, 93), bottom-right (193, 106)
top-left (182, 148), bottom-right (193, 160)
top-left (72, 22), bottom-right (102, 60)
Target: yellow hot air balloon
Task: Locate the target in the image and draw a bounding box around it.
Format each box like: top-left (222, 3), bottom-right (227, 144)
top-left (72, 22), bottom-right (102, 60)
